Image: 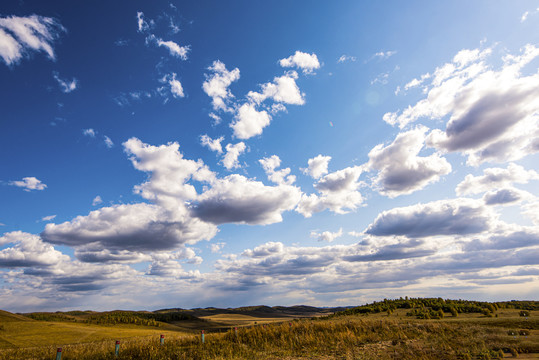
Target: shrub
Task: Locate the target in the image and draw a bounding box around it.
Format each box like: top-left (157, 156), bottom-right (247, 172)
top-left (510, 347), bottom-right (519, 357)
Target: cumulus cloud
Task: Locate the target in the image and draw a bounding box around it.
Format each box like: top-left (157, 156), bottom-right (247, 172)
top-left (74, 245), bottom-right (151, 264)
top-left (387, 45), bottom-right (539, 165)
top-left (53, 72), bottom-right (78, 93)
top-left (41, 203), bottom-right (217, 251)
top-left (310, 228), bottom-right (343, 242)
top-left (279, 51), bottom-right (320, 74)
top-left (230, 103), bottom-right (271, 139)
top-left (521, 11), bottom-right (529, 23)
top-left (0, 231), bottom-right (68, 267)
top-left (456, 163), bottom-right (539, 196)
top-left (9, 177), bottom-right (47, 191)
top-left (0, 15), bottom-right (65, 66)
top-left (123, 137), bottom-right (215, 207)
top-left (297, 165), bottom-right (364, 217)
top-left (200, 134), bottom-right (224, 154)
top-left (367, 126), bottom-right (452, 197)
top-left (161, 73), bottom-right (184, 98)
top-left (482, 188), bottom-right (531, 206)
top-left (365, 198), bottom-right (496, 238)
top-left (384, 47), bottom-right (493, 128)
top-left (202, 60), bottom-right (240, 112)
top-left (192, 174), bottom-right (302, 225)
top-left (522, 200), bottom-right (539, 225)
top-left (247, 71), bottom-right (305, 105)
top-left (303, 154), bottom-right (331, 179)
top-left (41, 215), bottom-right (56, 222)
top-left (259, 155), bottom-right (295, 185)
top-left (221, 142), bottom-right (246, 170)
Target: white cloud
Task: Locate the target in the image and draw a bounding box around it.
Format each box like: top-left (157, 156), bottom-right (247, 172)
top-left (103, 135), bottom-right (114, 148)
top-left (230, 103), bottom-right (271, 139)
top-left (403, 73), bottom-right (431, 91)
top-left (192, 174), bottom-right (302, 225)
top-left (41, 203), bottom-right (217, 251)
top-left (521, 11), bottom-right (529, 23)
top-left (0, 231), bottom-right (69, 267)
top-left (297, 165), bottom-right (364, 217)
top-left (41, 215), bottom-right (56, 222)
top-left (0, 15), bottom-right (65, 66)
top-left (456, 163), bottom-right (539, 196)
top-left (303, 154), bottom-right (331, 179)
top-left (387, 45), bottom-right (539, 166)
top-left (279, 51), bottom-right (320, 74)
top-left (202, 60), bottom-right (240, 112)
top-left (310, 228), bottom-right (343, 242)
top-left (209, 113), bottom-right (221, 126)
top-left (367, 126), bottom-right (452, 197)
top-left (82, 128), bottom-right (96, 137)
top-left (92, 196), bottom-right (102, 206)
top-left (370, 50), bottom-right (397, 61)
top-left (371, 72), bottom-right (390, 85)
top-left (259, 155), bottom-right (295, 185)
top-left (338, 55), bottom-right (356, 63)
top-left (123, 137), bottom-right (215, 208)
top-left (9, 177), bottom-right (47, 191)
top-left (482, 188), bottom-right (531, 206)
top-left (247, 71), bottom-right (305, 105)
top-left (161, 72), bottom-right (185, 98)
top-left (53, 72), bottom-right (78, 93)
top-left (156, 38), bottom-right (190, 60)
top-left (200, 134), bottom-right (224, 154)
top-left (75, 245), bottom-right (151, 264)
top-left (522, 200), bottom-right (539, 225)
top-left (365, 198), bottom-right (496, 238)
top-left (136, 12), bottom-right (152, 33)
top-left (210, 242), bottom-right (226, 253)
top-left (221, 142), bottom-right (246, 170)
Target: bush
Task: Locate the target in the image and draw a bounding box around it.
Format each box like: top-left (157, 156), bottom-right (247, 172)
top-left (510, 347), bottom-right (519, 357)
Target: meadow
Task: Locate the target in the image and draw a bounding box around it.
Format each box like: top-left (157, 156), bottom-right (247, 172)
top-left (0, 299), bottom-right (537, 359)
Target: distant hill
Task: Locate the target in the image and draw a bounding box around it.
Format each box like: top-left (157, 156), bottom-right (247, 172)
top-left (156, 305), bottom-right (349, 318)
top-left (0, 309), bottom-right (32, 322)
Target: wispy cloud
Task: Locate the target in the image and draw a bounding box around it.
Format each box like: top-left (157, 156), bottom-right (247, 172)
top-left (338, 54), bottom-right (356, 63)
top-left (41, 215), bottom-right (57, 222)
top-left (53, 72), bottom-right (78, 93)
top-left (0, 15), bottom-right (65, 66)
top-left (82, 128), bottom-right (96, 137)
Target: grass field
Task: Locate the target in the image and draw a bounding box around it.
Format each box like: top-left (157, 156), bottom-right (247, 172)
top-left (0, 299), bottom-right (537, 359)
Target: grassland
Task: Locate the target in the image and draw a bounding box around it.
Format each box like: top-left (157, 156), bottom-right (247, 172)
top-left (0, 299), bottom-right (537, 359)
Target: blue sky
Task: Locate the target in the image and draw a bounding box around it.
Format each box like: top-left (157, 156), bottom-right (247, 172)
top-left (1, 0), bottom-right (539, 311)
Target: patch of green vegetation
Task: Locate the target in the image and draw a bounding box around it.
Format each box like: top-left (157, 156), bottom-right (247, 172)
top-left (330, 297), bottom-right (538, 320)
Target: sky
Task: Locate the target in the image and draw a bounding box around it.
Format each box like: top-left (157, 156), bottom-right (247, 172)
top-left (1, 0), bottom-right (539, 312)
